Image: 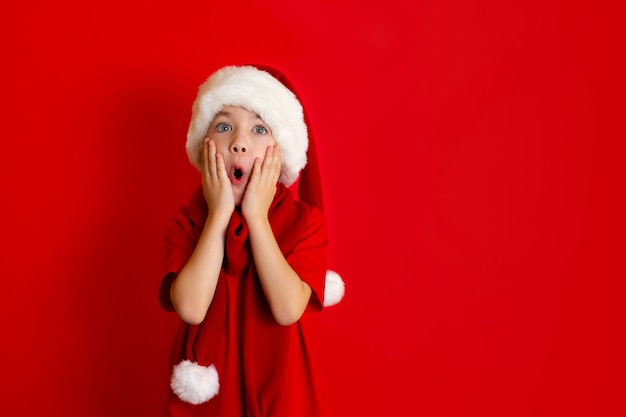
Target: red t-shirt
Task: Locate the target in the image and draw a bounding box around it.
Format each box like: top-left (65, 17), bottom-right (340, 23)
top-left (160, 184), bottom-right (328, 417)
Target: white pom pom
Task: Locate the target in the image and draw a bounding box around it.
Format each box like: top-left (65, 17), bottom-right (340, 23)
top-left (323, 270), bottom-right (345, 307)
top-left (171, 360), bottom-right (219, 404)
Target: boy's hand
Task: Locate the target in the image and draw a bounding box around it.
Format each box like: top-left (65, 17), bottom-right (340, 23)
top-left (241, 145), bottom-right (282, 222)
top-left (201, 139), bottom-right (235, 222)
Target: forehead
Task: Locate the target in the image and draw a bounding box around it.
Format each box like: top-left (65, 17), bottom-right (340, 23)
top-left (214, 105), bottom-right (264, 121)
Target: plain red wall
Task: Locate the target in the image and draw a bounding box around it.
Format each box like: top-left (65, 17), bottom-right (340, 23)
top-left (4, 1), bottom-right (625, 416)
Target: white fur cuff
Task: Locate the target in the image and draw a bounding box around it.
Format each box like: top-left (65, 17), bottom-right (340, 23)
top-left (324, 270), bottom-right (345, 307)
top-left (171, 359), bottom-right (220, 404)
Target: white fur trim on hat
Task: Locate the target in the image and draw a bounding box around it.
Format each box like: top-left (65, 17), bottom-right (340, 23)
top-left (323, 270), bottom-right (345, 307)
top-left (171, 359), bottom-right (220, 405)
top-left (186, 66), bottom-right (309, 186)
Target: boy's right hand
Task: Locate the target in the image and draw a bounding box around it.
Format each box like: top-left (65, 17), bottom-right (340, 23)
top-left (201, 138), bottom-right (235, 223)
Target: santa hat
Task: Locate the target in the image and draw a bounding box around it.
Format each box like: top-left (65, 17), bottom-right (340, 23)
top-left (187, 65), bottom-right (306, 186)
top-left (173, 65), bottom-right (345, 404)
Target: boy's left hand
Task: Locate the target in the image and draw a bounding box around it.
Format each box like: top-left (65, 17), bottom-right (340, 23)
top-left (241, 145), bottom-right (282, 222)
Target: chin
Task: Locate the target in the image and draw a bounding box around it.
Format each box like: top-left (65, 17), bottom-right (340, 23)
top-left (233, 194), bottom-right (244, 207)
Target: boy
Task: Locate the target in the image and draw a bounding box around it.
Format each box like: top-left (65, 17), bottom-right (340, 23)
top-left (159, 65), bottom-right (343, 416)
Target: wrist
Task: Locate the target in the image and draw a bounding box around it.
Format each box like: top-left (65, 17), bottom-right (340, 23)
top-left (206, 210), bottom-right (232, 230)
top-left (243, 213), bottom-right (270, 230)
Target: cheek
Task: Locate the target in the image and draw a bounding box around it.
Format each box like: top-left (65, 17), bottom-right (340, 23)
top-left (254, 141), bottom-right (274, 156)
top-left (209, 136), bottom-right (231, 152)
top-left (264, 139), bottom-right (278, 155)
top-left (252, 150), bottom-right (267, 162)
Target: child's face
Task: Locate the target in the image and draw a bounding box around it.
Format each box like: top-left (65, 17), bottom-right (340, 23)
top-left (206, 105), bottom-right (278, 204)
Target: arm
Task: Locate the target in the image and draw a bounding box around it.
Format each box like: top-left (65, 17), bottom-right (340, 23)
top-left (170, 213), bottom-right (228, 324)
top-left (170, 139), bottom-right (234, 325)
top-left (247, 217), bottom-right (313, 326)
top-left (242, 146), bottom-right (312, 326)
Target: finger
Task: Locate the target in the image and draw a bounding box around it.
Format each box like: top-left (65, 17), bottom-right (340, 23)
top-left (215, 152), bottom-right (229, 183)
top-left (201, 140), bottom-right (210, 177)
top-left (272, 145), bottom-right (282, 183)
top-left (250, 157), bottom-right (262, 184)
top-left (264, 145), bottom-right (281, 183)
top-left (205, 139), bottom-right (218, 179)
top-left (260, 146), bottom-right (277, 182)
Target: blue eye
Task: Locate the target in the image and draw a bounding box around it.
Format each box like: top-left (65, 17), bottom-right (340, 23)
top-left (216, 122), bottom-right (232, 132)
top-left (253, 125), bottom-right (268, 134)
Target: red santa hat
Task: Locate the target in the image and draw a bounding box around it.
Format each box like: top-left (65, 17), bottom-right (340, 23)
top-left (172, 65), bottom-right (345, 404)
top-left (187, 65), bottom-right (306, 187)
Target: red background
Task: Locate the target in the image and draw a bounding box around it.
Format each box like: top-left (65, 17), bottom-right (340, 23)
top-left (4, 1), bottom-right (625, 416)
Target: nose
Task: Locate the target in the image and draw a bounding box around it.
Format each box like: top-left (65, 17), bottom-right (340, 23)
top-left (229, 133), bottom-right (248, 154)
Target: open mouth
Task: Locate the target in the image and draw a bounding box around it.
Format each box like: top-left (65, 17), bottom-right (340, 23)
top-left (231, 166), bottom-right (245, 184)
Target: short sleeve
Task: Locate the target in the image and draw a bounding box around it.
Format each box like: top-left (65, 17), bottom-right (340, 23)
top-left (285, 207), bottom-right (329, 312)
top-left (159, 208), bottom-right (197, 311)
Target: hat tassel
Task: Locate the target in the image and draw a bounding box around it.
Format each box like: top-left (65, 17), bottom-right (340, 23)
top-left (171, 359), bottom-right (220, 404)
